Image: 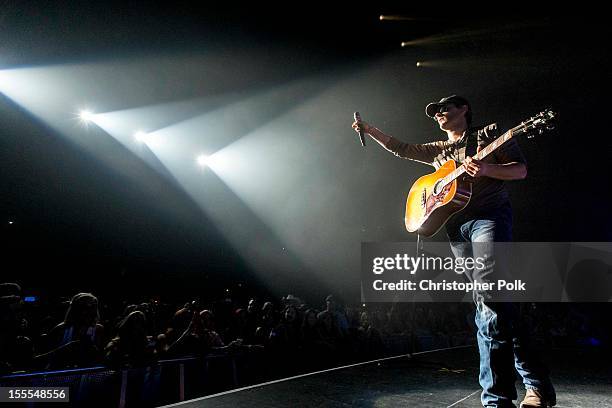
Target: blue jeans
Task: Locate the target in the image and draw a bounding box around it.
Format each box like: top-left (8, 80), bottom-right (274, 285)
top-left (448, 218), bottom-right (555, 407)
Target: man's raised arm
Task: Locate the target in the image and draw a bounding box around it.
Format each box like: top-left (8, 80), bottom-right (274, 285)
top-left (352, 120), bottom-right (444, 166)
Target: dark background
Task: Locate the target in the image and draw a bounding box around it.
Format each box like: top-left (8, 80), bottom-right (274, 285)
top-left (1, 3), bottom-right (610, 304)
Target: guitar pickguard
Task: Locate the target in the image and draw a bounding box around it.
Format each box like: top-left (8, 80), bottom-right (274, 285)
top-left (424, 183), bottom-right (452, 216)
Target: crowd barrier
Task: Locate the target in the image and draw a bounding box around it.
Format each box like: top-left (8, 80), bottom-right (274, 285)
top-left (0, 334), bottom-right (472, 407)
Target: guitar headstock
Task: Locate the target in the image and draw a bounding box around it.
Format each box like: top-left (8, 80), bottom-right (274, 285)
top-left (516, 109), bottom-right (557, 139)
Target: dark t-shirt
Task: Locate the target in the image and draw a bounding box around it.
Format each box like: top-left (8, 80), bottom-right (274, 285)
top-left (384, 123), bottom-right (526, 226)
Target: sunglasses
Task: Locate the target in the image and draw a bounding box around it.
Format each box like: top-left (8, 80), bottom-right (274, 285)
top-left (435, 104), bottom-right (455, 114)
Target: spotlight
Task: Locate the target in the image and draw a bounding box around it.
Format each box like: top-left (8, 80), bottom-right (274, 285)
top-left (196, 154), bottom-right (209, 167)
top-left (79, 109), bottom-right (95, 123)
top-left (134, 131), bottom-right (148, 143)
top-left (416, 61), bottom-right (422, 67)
top-left (380, 15), bottom-right (425, 22)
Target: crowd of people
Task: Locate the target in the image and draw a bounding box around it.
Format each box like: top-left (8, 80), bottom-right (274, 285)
top-left (1, 281), bottom-right (604, 379)
top-left (0, 282), bottom-right (478, 377)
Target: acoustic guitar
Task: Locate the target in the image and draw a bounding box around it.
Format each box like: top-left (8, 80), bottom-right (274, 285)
top-left (405, 110), bottom-right (556, 236)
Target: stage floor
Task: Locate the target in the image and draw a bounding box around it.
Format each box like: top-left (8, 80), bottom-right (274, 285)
top-left (161, 346), bottom-right (611, 407)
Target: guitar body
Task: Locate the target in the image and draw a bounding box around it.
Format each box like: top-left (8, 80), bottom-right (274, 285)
top-left (405, 160), bottom-right (472, 237)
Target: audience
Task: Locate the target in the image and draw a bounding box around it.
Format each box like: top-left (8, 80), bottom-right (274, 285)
top-left (43, 292), bottom-right (105, 369)
top-left (0, 281), bottom-right (604, 379)
top-left (105, 311), bottom-right (157, 368)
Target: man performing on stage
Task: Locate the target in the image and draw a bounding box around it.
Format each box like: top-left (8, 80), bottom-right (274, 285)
top-left (352, 95), bottom-right (556, 408)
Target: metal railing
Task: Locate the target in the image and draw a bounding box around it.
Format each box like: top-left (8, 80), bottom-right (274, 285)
top-left (0, 352), bottom-right (245, 407)
top-left (0, 333), bottom-right (472, 407)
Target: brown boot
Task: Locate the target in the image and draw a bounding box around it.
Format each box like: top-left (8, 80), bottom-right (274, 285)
top-left (519, 389), bottom-right (555, 408)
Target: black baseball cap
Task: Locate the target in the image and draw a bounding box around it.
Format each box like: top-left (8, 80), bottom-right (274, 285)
top-left (425, 95), bottom-right (471, 118)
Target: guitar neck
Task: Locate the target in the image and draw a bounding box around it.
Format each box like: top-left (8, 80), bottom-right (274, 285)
top-left (441, 124), bottom-right (522, 185)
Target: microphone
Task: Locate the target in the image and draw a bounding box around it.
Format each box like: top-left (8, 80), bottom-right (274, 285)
top-left (353, 112), bottom-right (366, 147)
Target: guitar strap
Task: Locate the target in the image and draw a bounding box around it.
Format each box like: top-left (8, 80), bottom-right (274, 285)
top-left (464, 127), bottom-right (478, 160)
top-left (462, 128), bottom-right (478, 183)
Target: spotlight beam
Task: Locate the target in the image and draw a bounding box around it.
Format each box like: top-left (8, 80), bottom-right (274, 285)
top-left (379, 15), bottom-right (441, 22)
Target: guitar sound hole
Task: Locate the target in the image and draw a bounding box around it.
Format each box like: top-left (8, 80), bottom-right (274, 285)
top-left (433, 180), bottom-right (443, 195)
